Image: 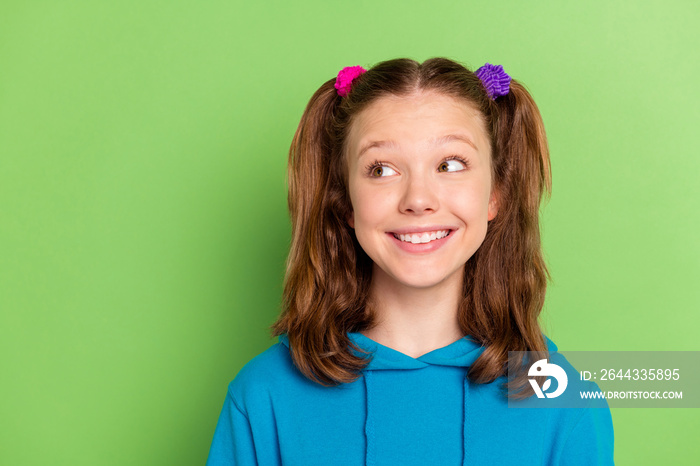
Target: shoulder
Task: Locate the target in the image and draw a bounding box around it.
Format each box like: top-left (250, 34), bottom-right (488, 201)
top-left (539, 336), bottom-right (615, 462)
top-left (543, 336), bottom-right (610, 408)
top-left (225, 339), bottom-right (311, 412)
top-left (513, 335), bottom-right (607, 409)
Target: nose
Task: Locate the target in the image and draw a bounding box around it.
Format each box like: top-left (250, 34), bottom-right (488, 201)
top-left (398, 174), bottom-right (439, 214)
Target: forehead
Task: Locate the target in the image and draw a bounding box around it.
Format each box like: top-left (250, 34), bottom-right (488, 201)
top-left (346, 90), bottom-right (489, 156)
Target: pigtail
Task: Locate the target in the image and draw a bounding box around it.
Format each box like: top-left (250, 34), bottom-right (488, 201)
top-left (271, 79), bottom-right (373, 385)
top-left (461, 79), bottom-right (551, 395)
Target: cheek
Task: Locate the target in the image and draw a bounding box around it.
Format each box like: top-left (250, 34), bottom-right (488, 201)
top-left (351, 191), bottom-right (389, 228)
top-left (447, 182), bottom-right (492, 217)
top-left (348, 175), bottom-right (380, 222)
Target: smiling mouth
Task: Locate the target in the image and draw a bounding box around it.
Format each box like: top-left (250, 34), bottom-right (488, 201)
top-left (391, 230), bottom-right (452, 244)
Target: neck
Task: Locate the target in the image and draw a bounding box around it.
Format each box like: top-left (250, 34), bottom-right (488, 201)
top-left (362, 264), bottom-right (465, 358)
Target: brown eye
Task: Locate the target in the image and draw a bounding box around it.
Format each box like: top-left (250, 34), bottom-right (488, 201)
top-left (438, 159), bottom-right (467, 173)
top-left (367, 164), bottom-right (397, 177)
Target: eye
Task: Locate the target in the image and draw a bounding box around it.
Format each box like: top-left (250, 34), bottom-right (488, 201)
top-left (367, 162), bottom-right (398, 178)
top-left (437, 157), bottom-right (468, 172)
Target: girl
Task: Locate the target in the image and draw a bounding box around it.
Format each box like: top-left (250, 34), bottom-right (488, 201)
top-left (206, 57), bottom-right (614, 465)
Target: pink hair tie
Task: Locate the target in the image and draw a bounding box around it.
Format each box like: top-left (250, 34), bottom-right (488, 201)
top-left (335, 65), bottom-right (367, 97)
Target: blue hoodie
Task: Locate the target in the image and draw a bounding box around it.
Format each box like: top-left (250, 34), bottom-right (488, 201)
top-left (206, 333), bottom-right (614, 465)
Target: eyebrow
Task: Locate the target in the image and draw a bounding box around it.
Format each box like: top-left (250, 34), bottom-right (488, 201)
top-left (357, 133), bottom-right (479, 159)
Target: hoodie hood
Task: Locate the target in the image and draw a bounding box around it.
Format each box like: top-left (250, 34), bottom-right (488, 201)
top-left (346, 332), bottom-right (487, 370)
top-left (278, 332), bottom-right (558, 369)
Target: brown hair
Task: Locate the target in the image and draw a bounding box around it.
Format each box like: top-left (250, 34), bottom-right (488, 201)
top-left (271, 57), bottom-right (551, 396)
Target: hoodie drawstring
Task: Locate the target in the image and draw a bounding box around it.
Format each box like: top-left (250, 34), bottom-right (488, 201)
top-left (364, 371), bottom-right (375, 466)
top-left (463, 375), bottom-right (471, 466)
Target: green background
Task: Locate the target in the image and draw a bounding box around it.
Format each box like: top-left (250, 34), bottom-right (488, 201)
top-left (1, 1), bottom-right (698, 464)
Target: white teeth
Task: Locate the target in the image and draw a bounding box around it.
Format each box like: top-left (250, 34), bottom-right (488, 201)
top-left (394, 230), bottom-right (449, 244)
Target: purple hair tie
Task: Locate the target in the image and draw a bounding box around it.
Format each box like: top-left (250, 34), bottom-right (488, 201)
top-left (335, 65), bottom-right (367, 97)
top-left (475, 63), bottom-right (511, 100)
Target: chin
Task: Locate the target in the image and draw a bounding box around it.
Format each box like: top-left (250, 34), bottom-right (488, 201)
top-left (390, 270), bottom-right (455, 290)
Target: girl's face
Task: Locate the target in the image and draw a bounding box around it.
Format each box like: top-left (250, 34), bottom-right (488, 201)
top-left (345, 91), bottom-right (498, 292)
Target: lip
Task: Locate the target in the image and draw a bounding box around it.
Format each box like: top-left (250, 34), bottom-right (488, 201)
top-left (386, 227), bottom-right (457, 254)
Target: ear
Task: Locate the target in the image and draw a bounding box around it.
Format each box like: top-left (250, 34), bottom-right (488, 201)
top-left (347, 210), bottom-right (355, 229)
top-left (487, 190), bottom-right (499, 221)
